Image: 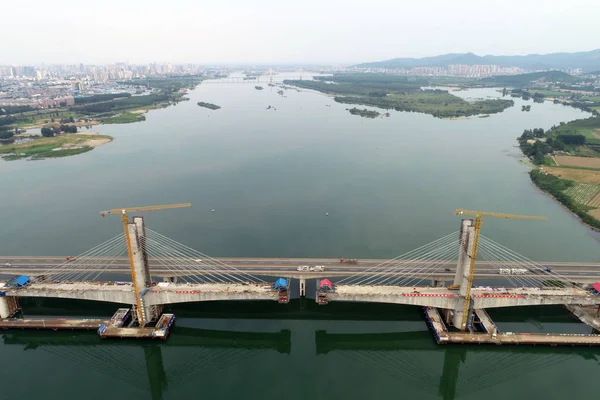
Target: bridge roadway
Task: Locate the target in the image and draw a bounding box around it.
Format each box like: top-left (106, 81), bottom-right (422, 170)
top-left (1, 256), bottom-right (600, 282)
top-left (3, 280), bottom-right (600, 310)
top-left (0, 282), bottom-right (279, 305)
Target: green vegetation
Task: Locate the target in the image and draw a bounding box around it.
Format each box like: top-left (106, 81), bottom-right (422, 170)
top-left (0, 134), bottom-right (112, 161)
top-left (479, 71), bottom-right (580, 88)
top-left (522, 105), bottom-right (531, 112)
top-left (348, 108), bottom-right (380, 118)
top-left (74, 93), bottom-right (131, 104)
top-left (71, 94), bottom-right (170, 114)
top-left (102, 113), bottom-right (146, 124)
top-left (548, 117), bottom-right (600, 146)
top-left (255, 86), bottom-right (264, 90)
top-left (197, 102), bottom-right (221, 110)
top-left (118, 75), bottom-right (204, 91)
top-left (518, 117), bottom-right (600, 164)
top-left (0, 130), bottom-right (14, 139)
top-left (529, 170), bottom-right (600, 230)
top-left (283, 74), bottom-right (514, 118)
top-left (40, 125), bottom-right (77, 137)
top-left (0, 106), bottom-right (33, 115)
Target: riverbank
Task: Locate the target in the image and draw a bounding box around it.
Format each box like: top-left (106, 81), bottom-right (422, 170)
top-left (0, 133), bottom-right (113, 161)
top-left (529, 169), bottom-right (600, 231)
top-left (517, 115), bottom-right (600, 229)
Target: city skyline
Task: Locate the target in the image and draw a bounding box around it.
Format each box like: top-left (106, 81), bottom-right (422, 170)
top-left (2, 0), bottom-right (600, 65)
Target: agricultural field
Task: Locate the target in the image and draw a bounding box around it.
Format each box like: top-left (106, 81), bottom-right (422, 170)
top-left (542, 167), bottom-right (600, 184)
top-left (589, 209), bottom-right (600, 219)
top-left (554, 156), bottom-right (600, 169)
top-left (589, 192), bottom-right (600, 208)
top-left (563, 183), bottom-right (600, 205)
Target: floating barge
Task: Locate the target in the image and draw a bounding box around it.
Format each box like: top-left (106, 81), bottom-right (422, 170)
top-left (0, 308), bottom-right (175, 340)
top-left (424, 306), bottom-right (600, 346)
top-left (98, 310), bottom-right (175, 339)
top-left (0, 318), bottom-right (106, 331)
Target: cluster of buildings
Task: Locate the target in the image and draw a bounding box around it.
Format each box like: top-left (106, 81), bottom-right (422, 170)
top-left (0, 63), bottom-right (205, 109)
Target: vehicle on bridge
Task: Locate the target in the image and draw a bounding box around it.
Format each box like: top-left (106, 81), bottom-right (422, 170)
top-left (316, 279), bottom-right (334, 305)
top-left (4, 275), bottom-right (31, 289)
top-left (340, 259), bottom-right (358, 264)
top-left (273, 278), bottom-right (290, 304)
top-left (498, 268), bottom-right (528, 275)
top-left (4, 263), bottom-right (11, 267)
top-left (297, 265), bottom-right (310, 271)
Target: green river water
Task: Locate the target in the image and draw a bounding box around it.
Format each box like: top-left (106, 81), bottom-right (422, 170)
top-left (1, 75), bottom-right (600, 399)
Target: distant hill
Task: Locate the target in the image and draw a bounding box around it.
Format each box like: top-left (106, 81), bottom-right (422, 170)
top-left (356, 49), bottom-right (600, 72)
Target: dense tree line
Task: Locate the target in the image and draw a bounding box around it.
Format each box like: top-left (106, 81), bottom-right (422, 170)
top-left (71, 94), bottom-right (170, 114)
top-left (40, 125), bottom-right (77, 137)
top-left (0, 128), bottom-right (14, 139)
top-left (0, 106), bottom-right (33, 115)
top-left (557, 134), bottom-right (586, 145)
top-left (0, 116), bottom-right (17, 127)
top-left (333, 95), bottom-right (513, 118)
top-left (480, 71), bottom-right (580, 87)
top-left (118, 75), bottom-right (203, 91)
top-left (74, 93), bottom-right (131, 104)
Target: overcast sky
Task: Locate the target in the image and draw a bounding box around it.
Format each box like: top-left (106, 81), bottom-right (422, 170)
top-left (3, 0), bottom-right (599, 65)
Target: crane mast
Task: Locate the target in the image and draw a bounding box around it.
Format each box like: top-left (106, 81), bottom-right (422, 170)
top-left (101, 203), bottom-right (191, 325)
top-left (454, 208), bottom-right (547, 331)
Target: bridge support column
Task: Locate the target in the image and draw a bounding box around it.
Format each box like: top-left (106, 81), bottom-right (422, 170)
top-left (451, 219), bottom-right (476, 330)
top-left (299, 278), bottom-right (306, 297)
top-left (0, 296), bottom-right (20, 319)
top-left (431, 279), bottom-right (447, 287)
top-left (126, 216), bottom-right (160, 325)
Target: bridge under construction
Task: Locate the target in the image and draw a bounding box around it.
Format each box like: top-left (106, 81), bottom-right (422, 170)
top-left (2, 205), bottom-right (600, 345)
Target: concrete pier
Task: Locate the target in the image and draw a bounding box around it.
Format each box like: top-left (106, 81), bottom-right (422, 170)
top-left (425, 306), bottom-right (600, 346)
top-left (565, 305), bottom-right (600, 331)
top-left (299, 278), bottom-right (306, 297)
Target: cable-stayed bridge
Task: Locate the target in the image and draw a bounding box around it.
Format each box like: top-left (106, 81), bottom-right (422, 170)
top-left (1, 214), bottom-right (600, 337)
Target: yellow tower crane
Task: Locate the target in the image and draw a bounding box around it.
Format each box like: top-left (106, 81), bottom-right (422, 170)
top-left (454, 208), bottom-right (547, 331)
top-left (100, 203), bottom-right (191, 325)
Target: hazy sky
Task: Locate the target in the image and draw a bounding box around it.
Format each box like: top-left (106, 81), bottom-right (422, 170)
top-left (3, 0), bottom-right (600, 65)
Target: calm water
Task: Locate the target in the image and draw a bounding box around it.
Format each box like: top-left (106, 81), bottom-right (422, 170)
top-left (1, 76), bottom-right (600, 399)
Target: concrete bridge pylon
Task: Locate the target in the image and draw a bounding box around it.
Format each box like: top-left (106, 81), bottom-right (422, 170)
top-left (127, 216), bottom-right (161, 325)
top-left (451, 219), bottom-right (475, 330)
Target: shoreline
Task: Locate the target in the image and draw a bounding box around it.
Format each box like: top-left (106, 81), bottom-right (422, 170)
top-left (0, 133), bottom-right (113, 161)
top-left (528, 168), bottom-right (600, 232)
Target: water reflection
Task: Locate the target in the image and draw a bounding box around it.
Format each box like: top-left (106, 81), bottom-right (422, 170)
top-left (4, 325), bottom-right (600, 400)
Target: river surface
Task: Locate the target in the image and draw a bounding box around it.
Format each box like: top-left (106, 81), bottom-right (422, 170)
top-left (1, 75), bottom-right (600, 399)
